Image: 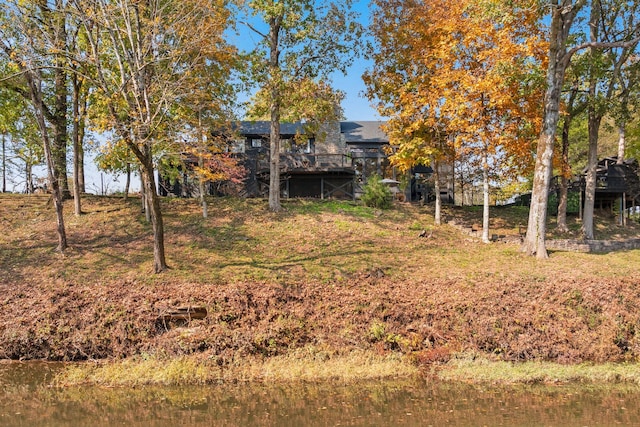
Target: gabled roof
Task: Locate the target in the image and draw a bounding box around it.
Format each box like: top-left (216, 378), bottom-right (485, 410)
top-left (340, 121), bottom-right (388, 144)
top-left (235, 120), bottom-right (389, 143)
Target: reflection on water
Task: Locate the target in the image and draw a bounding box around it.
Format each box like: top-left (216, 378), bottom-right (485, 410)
top-left (1, 361), bottom-right (640, 426)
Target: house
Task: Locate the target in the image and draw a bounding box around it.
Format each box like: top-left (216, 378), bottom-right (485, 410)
top-left (159, 120), bottom-right (454, 202)
top-left (581, 157), bottom-right (640, 209)
top-left (235, 120), bottom-right (396, 200)
top-left (547, 156), bottom-right (640, 214)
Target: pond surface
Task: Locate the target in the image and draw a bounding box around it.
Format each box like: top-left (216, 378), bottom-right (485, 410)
top-left (2, 361), bottom-right (640, 426)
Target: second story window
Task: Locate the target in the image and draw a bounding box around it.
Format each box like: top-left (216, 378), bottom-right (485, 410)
top-left (303, 138), bottom-right (315, 154)
top-left (230, 139), bottom-right (245, 153)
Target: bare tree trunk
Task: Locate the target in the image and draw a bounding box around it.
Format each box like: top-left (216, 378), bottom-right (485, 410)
top-left (556, 123), bottom-right (570, 233)
top-left (78, 92), bottom-right (87, 193)
top-left (15, 50), bottom-right (69, 250)
top-left (140, 167), bottom-right (151, 223)
top-left (522, 1), bottom-right (581, 258)
top-left (141, 160), bottom-right (167, 273)
top-left (197, 113), bottom-right (207, 218)
top-left (617, 124), bottom-right (626, 164)
top-left (581, 6), bottom-right (603, 241)
top-left (482, 148), bottom-right (490, 243)
top-left (124, 162), bottom-right (131, 201)
top-left (456, 162), bottom-right (465, 207)
top-left (268, 15), bottom-right (282, 212)
top-left (433, 158), bottom-right (441, 225)
top-left (29, 82), bottom-right (67, 251)
top-left (523, 130), bottom-right (556, 258)
top-left (556, 79), bottom-right (581, 233)
top-left (72, 74), bottom-right (82, 216)
top-left (25, 162), bottom-right (33, 194)
top-left (51, 3), bottom-right (70, 199)
top-left (199, 155), bottom-right (208, 218)
top-left (1, 133), bottom-right (6, 193)
top-left (49, 156), bottom-right (67, 252)
top-left (269, 105), bottom-right (281, 211)
top-left (556, 176), bottom-right (569, 234)
top-left (581, 113), bottom-right (601, 240)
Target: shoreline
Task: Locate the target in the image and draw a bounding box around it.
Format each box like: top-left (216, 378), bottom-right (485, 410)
top-left (3, 195), bottom-right (640, 385)
top-left (5, 353), bottom-right (640, 388)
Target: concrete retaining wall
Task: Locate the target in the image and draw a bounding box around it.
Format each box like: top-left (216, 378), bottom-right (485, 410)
top-left (546, 238), bottom-right (640, 253)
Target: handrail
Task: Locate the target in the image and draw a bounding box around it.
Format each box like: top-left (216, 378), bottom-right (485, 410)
top-left (257, 153), bottom-right (353, 170)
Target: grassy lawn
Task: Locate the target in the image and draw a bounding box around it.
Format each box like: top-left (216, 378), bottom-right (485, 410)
top-left (2, 193), bottom-right (640, 383)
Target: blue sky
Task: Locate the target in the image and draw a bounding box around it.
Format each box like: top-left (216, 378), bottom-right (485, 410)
top-left (331, 0), bottom-right (381, 121)
top-left (231, 0), bottom-right (381, 122)
top-left (14, 1), bottom-right (381, 193)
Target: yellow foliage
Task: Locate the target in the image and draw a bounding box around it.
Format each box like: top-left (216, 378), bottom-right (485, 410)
top-left (367, 0), bottom-right (547, 178)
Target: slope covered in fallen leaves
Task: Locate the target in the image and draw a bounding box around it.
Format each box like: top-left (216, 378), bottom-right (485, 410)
top-left (2, 193), bottom-right (640, 365)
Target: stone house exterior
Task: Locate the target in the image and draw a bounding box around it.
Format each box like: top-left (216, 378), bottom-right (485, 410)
top-left (160, 120), bottom-right (454, 202)
top-left (227, 120), bottom-right (396, 200)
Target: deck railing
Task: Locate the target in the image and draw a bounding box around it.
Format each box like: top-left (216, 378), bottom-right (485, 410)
top-left (257, 153), bottom-right (353, 171)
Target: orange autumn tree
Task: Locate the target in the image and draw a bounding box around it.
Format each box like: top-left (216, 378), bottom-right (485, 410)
top-left (366, 0), bottom-right (545, 236)
top-left (365, 0), bottom-right (456, 224)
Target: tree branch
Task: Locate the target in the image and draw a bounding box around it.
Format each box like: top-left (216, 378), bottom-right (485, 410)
top-left (241, 20), bottom-right (268, 39)
top-left (563, 36), bottom-right (640, 69)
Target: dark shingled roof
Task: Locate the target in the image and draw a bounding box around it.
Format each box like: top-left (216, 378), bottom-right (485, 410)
top-left (238, 121), bottom-right (306, 136)
top-left (236, 121), bottom-right (389, 143)
top-left (340, 121), bottom-right (388, 143)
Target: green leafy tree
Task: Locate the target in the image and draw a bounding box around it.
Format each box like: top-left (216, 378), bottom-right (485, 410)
top-left (580, 0), bottom-right (640, 239)
top-left (612, 56), bottom-right (640, 165)
top-left (12, 109), bottom-right (45, 193)
top-left (241, 0), bottom-right (363, 211)
top-left (94, 138), bottom-right (137, 198)
top-left (523, 0), bottom-right (640, 257)
top-left (0, 74), bottom-right (45, 192)
top-left (75, 0), bottom-right (237, 272)
top-left (0, 1), bottom-right (73, 251)
top-left (0, 83), bottom-right (24, 192)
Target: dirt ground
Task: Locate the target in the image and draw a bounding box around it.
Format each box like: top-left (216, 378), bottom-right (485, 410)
top-left (2, 193), bottom-right (640, 365)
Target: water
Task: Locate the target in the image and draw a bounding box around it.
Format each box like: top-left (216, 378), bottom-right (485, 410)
top-left (1, 361), bottom-right (640, 426)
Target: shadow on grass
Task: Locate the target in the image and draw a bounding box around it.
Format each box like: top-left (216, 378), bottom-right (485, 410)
top-left (210, 248), bottom-right (378, 273)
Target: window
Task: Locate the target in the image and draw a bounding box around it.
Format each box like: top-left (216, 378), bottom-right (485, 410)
top-left (230, 139), bottom-right (245, 153)
top-left (304, 139), bottom-right (315, 154)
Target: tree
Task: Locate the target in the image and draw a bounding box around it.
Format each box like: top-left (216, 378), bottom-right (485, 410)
top-left (186, 136), bottom-right (247, 210)
top-left (14, 123), bottom-right (45, 194)
top-left (612, 54), bottom-right (640, 166)
top-left (523, 1), bottom-right (586, 257)
top-left (522, 0), bottom-right (640, 257)
top-left (581, 0), bottom-right (640, 239)
top-left (3, 1), bottom-right (72, 197)
top-left (366, 0), bottom-right (545, 233)
top-left (68, 20), bottom-right (92, 215)
top-left (365, 0), bottom-right (457, 225)
top-left (247, 77), bottom-right (346, 138)
top-left (241, 0), bottom-right (362, 211)
top-left (441, 1), bottom-right (544, 243)
top-left (0, 1), bottom-right (73, 251)
top-left (0, 83), bottom-right (23, 192)
top-left (555, 68), bottom-right (587, 233)
top-left (94, 138), bottom-right (137, 198)
top-left (75, 0), bottom-right (236, 272)
top-left (171, 44), bottom-right (241, 218)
